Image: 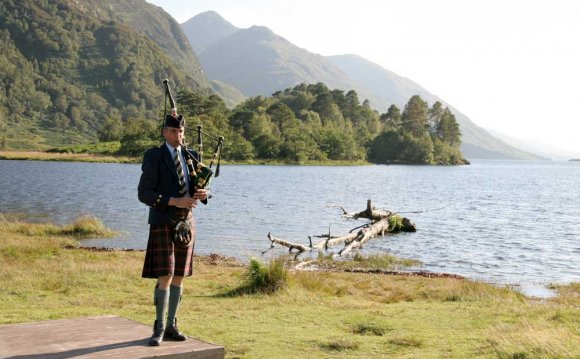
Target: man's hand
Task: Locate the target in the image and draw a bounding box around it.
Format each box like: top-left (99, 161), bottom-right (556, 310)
top-left (169, 195), bottom-right (197, 208)
top-left (192, 189), bottom-right (208, 201)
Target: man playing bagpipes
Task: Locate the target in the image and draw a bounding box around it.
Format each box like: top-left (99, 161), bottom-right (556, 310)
top-left (138, 80), bottom-right (222, 346)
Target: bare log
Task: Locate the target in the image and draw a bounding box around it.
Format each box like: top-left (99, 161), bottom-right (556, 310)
top-left (339, 218), bottom-right (390, 256)
top-left (264, 232), bottom-right (311, 259)
top-left (312, 232), bottom-right (358, 250)
top-left (265, 200), bottom-right (416, 259)
top-left (340, 199), bottom-right (393, 220)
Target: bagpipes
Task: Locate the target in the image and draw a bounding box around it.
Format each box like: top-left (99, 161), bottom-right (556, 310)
top-left (162, 79), bottom-right (224, 194)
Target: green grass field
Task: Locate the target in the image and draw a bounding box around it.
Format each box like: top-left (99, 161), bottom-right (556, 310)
top-left (0, 214), bottom-right (578, 358)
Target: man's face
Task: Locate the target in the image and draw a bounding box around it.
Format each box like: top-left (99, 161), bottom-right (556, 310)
top-left (163, 126), bottom-right (185, 148)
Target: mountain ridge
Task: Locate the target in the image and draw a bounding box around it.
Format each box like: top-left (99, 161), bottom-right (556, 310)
top-left (181, 10), bottom-right (239, 54)
top-left (187, 11), bottom-right (541, 160)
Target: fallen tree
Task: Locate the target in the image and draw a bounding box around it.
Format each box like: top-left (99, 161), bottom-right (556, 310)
top-left (264, 199), bottom-right (416, 259)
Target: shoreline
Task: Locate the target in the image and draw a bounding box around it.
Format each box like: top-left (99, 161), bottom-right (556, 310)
top-left (0, 150), bottom-right (138, 163)
top-left (0, 150), bottom-right (370, 166)
top-left (0, 150), bottom-right (468, 166)
top-left (74, 244), bottom-right (563, 299)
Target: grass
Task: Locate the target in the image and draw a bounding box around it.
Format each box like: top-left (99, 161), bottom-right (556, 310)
top-left (226, 257), bottom-right (288, 295)
top-left (0, 213), bottom-right (117, 239)
top-left (0, 150), bottom-right (138, 163)
top-left (46, 141), bottom-right (122, 155)
top-left (0, 215), bottom-right (578, 358)
top-left (312, 252), bottom-right (423, 271)
top-left (0, 150), bottom-right (371, 166)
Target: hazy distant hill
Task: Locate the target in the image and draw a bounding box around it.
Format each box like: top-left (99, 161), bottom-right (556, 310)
top-left (485, 129), bottom-right (579, 160)
top-left (182, 10), bottom-right (239, 54)
top-left (185, 11), bottom-right (540, 159)
top-left (199, 26), bottom-right (360, 97)
top-left (327, 54), bottom-right (542, 160)
top-left (326, 54), bottom-right (420, 106)
top-left (0, 0), bottom-right (208, 149)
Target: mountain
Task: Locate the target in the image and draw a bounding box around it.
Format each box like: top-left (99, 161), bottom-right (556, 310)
top-left (486, 129), bottom-right (580, 160)
top-left (185, 11), bottom-right (540, 159)
top-left (0, 0), bottom-right (208, 149)
top-left (199, 26), bottom-right (358, 97)
top-left (71, 0), bottom-right (208, 88)
top-left (327, 54), bottom-right (542, 160)
top-left (181, 10), bottom-right (239, 54)
top-left (209, 80), bottom-right (246, 108)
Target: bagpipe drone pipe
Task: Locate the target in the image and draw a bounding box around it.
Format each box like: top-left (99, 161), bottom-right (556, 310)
top-left (162, 79), bottom-right (224, 194)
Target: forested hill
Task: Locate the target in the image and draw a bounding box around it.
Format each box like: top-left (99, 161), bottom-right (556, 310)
top-left (110, 83), bottom-right (466, 165)
top-left (75, 0), bottom-right (207, 83)
top-left (0, 0), bottom-right (208, 149)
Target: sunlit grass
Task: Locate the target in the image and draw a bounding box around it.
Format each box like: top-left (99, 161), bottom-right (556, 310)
top-left (313, 252), bottom-right (423, 270)
top-left (0, 150), bottom-right (137, 163)
top-left (226, 257), bottom-right (288, 296)
top-left (0, 215), bottom-right (578, 358)
top-left (0, 213), bottom-right (117, 238)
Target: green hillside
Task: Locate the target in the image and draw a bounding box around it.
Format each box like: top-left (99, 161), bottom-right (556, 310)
top-left (0, 0), bottom-right (207, 150)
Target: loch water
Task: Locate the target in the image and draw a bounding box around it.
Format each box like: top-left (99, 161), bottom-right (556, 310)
top-left (1, 159), bottom-right (578, 296)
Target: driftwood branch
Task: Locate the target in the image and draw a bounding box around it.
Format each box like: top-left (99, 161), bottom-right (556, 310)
top-left (265, 200), bottom-right (416, 259)
top-left (264, 232), bottom-right (312, 260)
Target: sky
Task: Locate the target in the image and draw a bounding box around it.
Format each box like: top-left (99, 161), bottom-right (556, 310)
top-left (146, 0), bottom-right (580, 155)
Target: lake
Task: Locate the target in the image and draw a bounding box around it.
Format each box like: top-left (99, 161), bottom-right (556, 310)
top-left (1, 159), bottom-right (578, 297)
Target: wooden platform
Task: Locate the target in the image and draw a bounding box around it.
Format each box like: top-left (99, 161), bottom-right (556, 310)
top-left (0, 315), bottom-right (224, 359)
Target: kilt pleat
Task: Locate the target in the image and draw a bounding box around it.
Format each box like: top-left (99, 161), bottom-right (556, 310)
top-left (142, 214), bottom-right (195, 278)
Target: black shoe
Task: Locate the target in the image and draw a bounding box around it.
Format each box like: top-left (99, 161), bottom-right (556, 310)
top-left (149, 320), bottom-right (165, 346)
top-left (164, 318), bottom-right (187, 341)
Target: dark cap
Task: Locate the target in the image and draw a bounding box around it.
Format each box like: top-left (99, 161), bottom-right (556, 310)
top-left (164, 114), bottom-right (185, 128)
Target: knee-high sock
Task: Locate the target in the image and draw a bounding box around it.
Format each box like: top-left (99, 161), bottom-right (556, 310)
top-left (154, 287), bottom-right (169, 326)
top-left (167, 285), bottom-right (183, 326)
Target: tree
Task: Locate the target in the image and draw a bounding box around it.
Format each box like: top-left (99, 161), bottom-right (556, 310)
top-left (428, 101), bottom-right (445, 136)
top-left (342, 90), bottom-right (361, 121)
top-left (380, 104), bottom-right (402, 131)
top-left (97, 117), bottom-right (123, 141)
top-left (436, 107), bottom-right (461, 147)
top-left (401, 95), bottom-right (429, 137)
top-left (225, 131), bottom-right (254, 160)
top-left (266, 102), bottom-right (295, 129)
top-left (311, 92), bottom-right (343, 124)
top-left (368, 130), bottom-right (405, 163)
top-left (320, 129), bottom-right (357, 160)
top-left (253, 133), bottom-right (280, 159)
top-left (118, 118), bottom-right (159, 156)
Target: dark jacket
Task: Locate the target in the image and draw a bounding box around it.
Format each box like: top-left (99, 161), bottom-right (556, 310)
top-left (138, 143), bottom-right (201, 225)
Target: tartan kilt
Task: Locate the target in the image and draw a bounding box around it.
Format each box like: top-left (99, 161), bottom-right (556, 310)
top-left (142, 210), bottom-right (195, 278)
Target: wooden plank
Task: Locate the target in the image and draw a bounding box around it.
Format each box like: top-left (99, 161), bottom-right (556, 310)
top-left (0, 315), bottom-right (224, 359)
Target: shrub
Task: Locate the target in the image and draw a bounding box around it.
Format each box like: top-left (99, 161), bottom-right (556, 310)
top-left (229, 257), bottom-right (288, 295)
